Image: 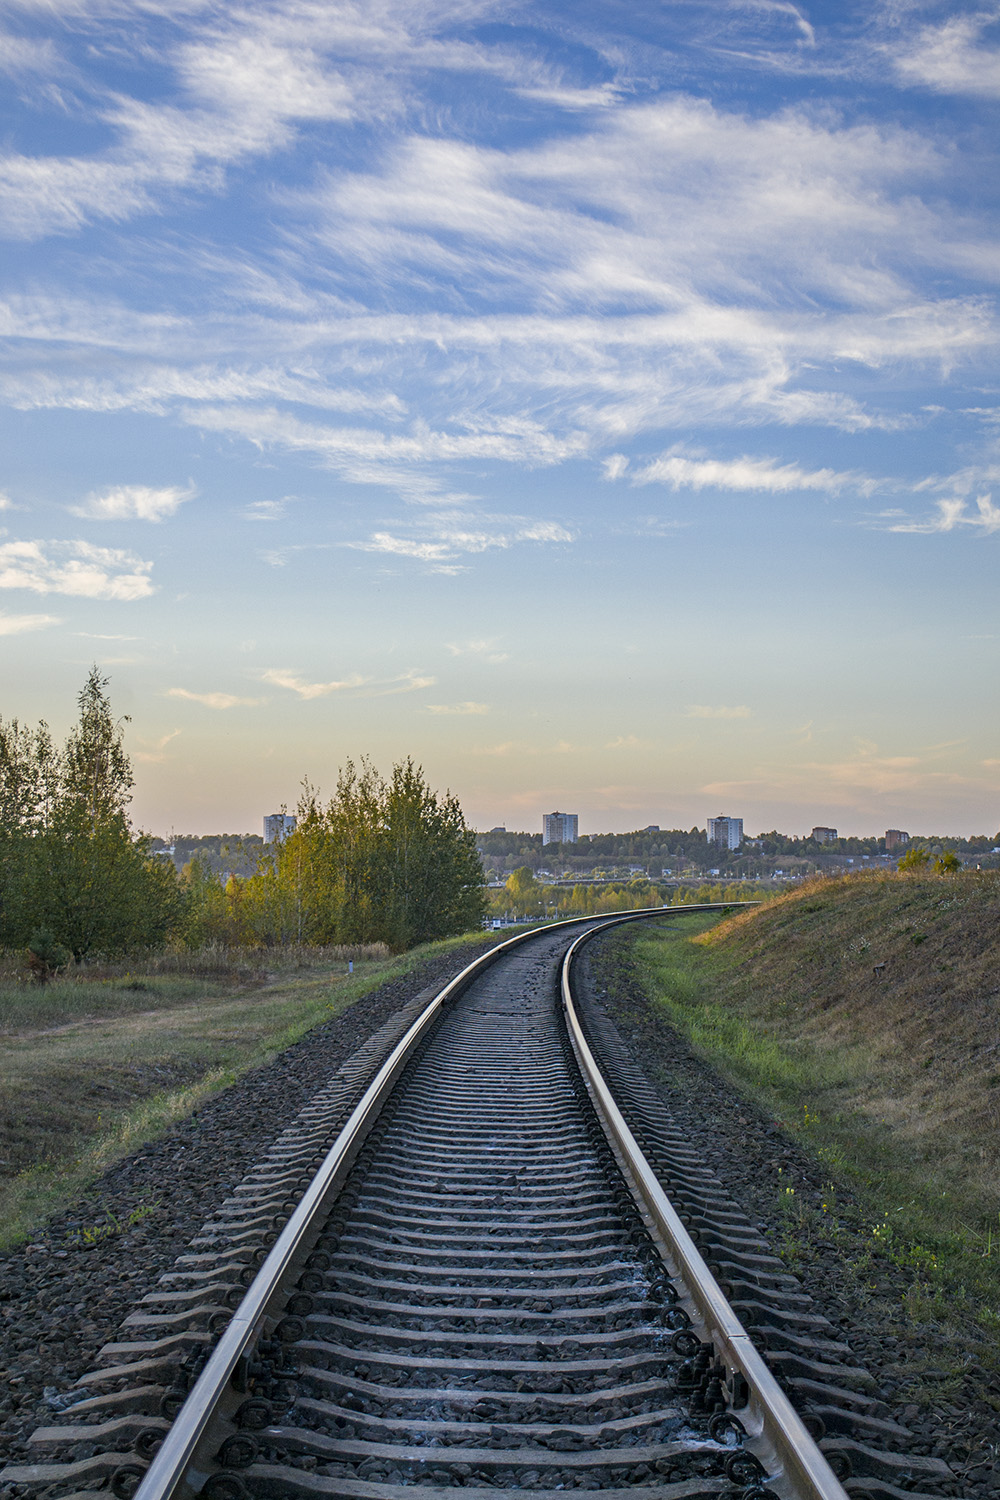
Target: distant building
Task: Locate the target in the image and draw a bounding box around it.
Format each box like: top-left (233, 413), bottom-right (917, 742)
top-left (644, 825), bottom-right (660, 833)
top-left (812, 826), bottom-right (838, 845)
top-left (707, 816), bottom-right (743, 850)
top-left (885, 829), bottom-right (910, 851)
top-left (489, 825), bottom-right (506, 833)
top-left (264, 813), bottom-right (297, 844)
top-left (543, 811), bottom-right (578, 845)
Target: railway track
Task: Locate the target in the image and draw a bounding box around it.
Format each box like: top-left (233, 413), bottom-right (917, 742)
top-left (2, 913), bottom-right (953, 1500)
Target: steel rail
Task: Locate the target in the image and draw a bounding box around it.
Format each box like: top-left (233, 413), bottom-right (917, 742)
top-left (561, 919), bottom-right (849, 1500)
top-left (133, 902), bottom-right (750, 1500)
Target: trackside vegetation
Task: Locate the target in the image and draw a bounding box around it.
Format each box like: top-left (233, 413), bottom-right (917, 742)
top-left (0, 673), bottom-right (486, 967)
top-left (0, 934), bottom-right (493, 1246)
top-left (620, 876), bottom-right (1000, 1333)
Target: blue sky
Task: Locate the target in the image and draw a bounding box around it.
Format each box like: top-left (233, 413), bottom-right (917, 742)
top-left (1, 0), bottom-right (999, 837)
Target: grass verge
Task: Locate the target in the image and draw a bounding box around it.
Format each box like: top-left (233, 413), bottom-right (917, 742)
top-left (0, 932), bottom-right (490, 1247)
top-left (626, 890), bottom-right (1000, 1334)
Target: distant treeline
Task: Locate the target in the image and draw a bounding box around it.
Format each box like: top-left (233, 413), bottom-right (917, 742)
top-left (491, 867), bottom-right (766, 920)
top-left (150, 835), bottom-right (263, 878)
top-left (0, 674), bottom-right (485, 966)
top-left (476, 826), bottom-right (1000, 876)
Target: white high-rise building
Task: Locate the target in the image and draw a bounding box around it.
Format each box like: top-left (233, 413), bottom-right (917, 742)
top-left (543, 811), bottom-right (578, 845)
top-left (264, 813), bottom-right (297, 844)
top-left (707, 816), bottom-right (743, 850)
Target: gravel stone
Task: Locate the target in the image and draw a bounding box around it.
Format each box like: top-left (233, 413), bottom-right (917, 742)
top-left (0, 941), bottom-right (490, 1467)
top-left (582, 925), bottom-right (999, 1498)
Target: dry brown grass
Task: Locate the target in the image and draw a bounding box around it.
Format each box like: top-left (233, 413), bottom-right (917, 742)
top-left (0, 934), bottom-right (464, 1244)
top-left (696, 871), bottom-right (1000, 1209)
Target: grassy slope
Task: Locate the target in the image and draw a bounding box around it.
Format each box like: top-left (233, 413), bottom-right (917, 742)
top-left (628, 873), bottom-right (1000, 1313)
top-left (0, 933), bottom-right (489, 1246)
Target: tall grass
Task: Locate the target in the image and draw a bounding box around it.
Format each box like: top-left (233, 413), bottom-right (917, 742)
top-left (0, 941), bottom-right (393, 1031)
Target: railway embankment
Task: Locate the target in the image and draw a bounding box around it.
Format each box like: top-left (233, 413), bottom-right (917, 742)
top-left (585, 876), bottom-right (1000, 1482)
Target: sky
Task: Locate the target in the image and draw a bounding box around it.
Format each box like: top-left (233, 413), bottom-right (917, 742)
top-left (1, 0), bottom-right (999, 839)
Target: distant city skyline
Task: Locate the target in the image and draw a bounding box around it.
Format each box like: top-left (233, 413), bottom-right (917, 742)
top-left (2, 2), bottom-right (998, 838)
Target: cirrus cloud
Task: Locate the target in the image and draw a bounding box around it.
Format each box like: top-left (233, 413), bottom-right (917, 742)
top-left (167, 687), bottom-right (264, 709)
top-left (426, 701), bottom-right (489, 715)
top-left (0, 610), bottom-right (61, 634)
top-left (261, 667), bottom-right (369, 699)
top-left (887, 493), bottom-right (1000, 535)
top-left (631, 449), bottom-right (857, 494)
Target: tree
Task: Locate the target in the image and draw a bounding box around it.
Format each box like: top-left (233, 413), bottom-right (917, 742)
top-left (933, 851), bottom-right (961, 874)
top-left (897, 846), bottom-right (931, 872)
top-left (0, 670), bottom-right (183, 959)
top-left (505, 866), bottom-right (541, 917)
top-left (238, 759), bottom-right (486, 949)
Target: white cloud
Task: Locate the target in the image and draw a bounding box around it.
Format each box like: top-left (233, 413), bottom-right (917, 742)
top-left (346, 515), bottom-right (573, 571)
top-left (371, 670), bottom-right (436, 696)
top-left (261, 665), bottom-right (434, 698)
top-left (134, 729), bottom-right (182, 764)
top-left (167, 688), bottom-right (264, 709)
top-left (261, 668), bottom-right (369, 699)
top-left (0, 492), bottom-right (12, 510)
top-left (887, 494), bottom-right (1000, 535)
top-left (426, 701), bottom-right (489, 715)
top-left (243, 499), bottom-right (288, 521)
top-left (0, 539), bottom-right (154, 599)
top-left (892, 15), bottom-right (1000, 99)
top-left (446, 638), bottom-right (509, 663)
top-left (686, 704), bottom-right (752, 719)
top-left (71, 483), bottom-right (194, 522)
top-left (1, 361), bottom-right (406, 418)
top-left (633, 449), bottom-right (856, 494)
top-left (0, 610), bottom-right (61, 634)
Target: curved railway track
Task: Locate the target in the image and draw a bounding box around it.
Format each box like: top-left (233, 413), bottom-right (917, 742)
top-left (2, 912), bottom-right (953, 1500)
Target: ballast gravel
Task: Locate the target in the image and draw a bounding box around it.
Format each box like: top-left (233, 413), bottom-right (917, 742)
top-left (3, 919), bottom-right (998, 1497)
top-left (581, 925), bottom-right (1000, 1500)
top-left (0, 941), bottom-right (491, 1475)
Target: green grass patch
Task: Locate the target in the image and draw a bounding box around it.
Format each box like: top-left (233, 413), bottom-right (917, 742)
top-left (625, 903), bottom-right (1000, 1336)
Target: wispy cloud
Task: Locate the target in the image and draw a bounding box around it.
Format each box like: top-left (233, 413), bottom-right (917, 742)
top-left (887, 494), bottom-right (1000, 535)
top-left (261, 668), bottom-right (369, 699)
top-left (0, 492), bottom-right (12, 511)
top-left (71, 483), bottom-right (194, 522)
top-left (346, 517), bottom-right (573, 572)
top-left (426, 701), bottom-right (489, 715)
top-left (134, 729), bottom-right (182, 764)
top-left (0, 610), bottom-right (61, 635)
top-left (686, 704), bottom-right (752, 719)
top-left (243, 499), bottom-right (288, 522)
top-left (606, 734), bottom-right (651, 749)
top-left (632, 449), bottom-right (857, 494)
top-left (260, 666), bottom-right (437, 699)
top-left (167, 688), bottom-right (264, 709)
top-left (446, 638), bottom-right (509, 663)
top-left (371, 669), bottom-right (436, 696)
top-left (891, 15), bottom-right (1000, 99)
top-left (0, 540), bottom-right (154, 599)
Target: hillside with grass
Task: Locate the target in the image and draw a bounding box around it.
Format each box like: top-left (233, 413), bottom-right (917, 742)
top-left (625, 872), bottom-right (1000, 1298)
